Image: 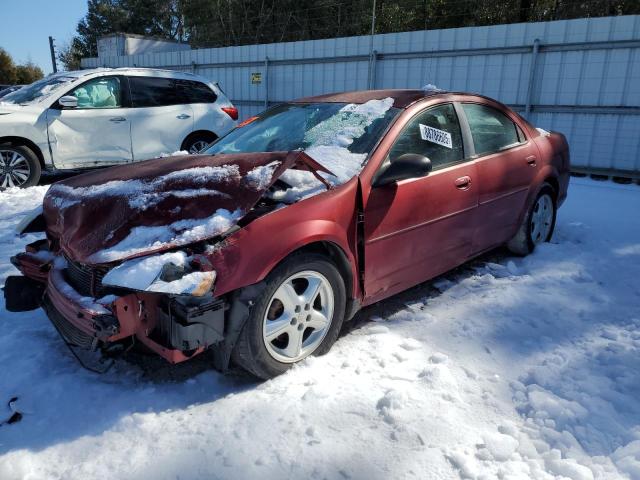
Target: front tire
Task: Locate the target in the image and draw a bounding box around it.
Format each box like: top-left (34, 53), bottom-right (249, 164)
top-left (232, 253), bottom-right (346, 379)
top-left (0, 145), bottom-right (41, 189)
top-left (507, 184), bottom-right (557, 255)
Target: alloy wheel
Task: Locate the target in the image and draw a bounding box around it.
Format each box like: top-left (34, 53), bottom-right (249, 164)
top-left (0, 149), bottom-right (31, 188)
top-left (531, 193), bottom-right (553, 244)
top-left (188, 140), bottom-right (210, 154)
top-left (262, 270), bottom-right (334, 363)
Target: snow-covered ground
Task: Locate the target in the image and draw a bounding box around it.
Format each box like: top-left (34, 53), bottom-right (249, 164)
top-left (0, 178), bottom-right (639, 480)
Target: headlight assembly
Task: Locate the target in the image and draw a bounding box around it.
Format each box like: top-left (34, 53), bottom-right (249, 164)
top-left (102, 251), bottom-right (216, 297)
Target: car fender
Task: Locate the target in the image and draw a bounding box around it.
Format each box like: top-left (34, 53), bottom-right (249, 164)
top-left (514, 163), bottom-right (561, 229)
top-left (0, 111), bottom-right (52, 166)
top-left (210, 217), bottom-right (359, 299)
top-left (208, 180), bottom-right (361, 300)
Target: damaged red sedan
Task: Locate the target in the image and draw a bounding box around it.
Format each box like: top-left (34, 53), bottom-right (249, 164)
top-left (5, 89), bottom-right (570, 379)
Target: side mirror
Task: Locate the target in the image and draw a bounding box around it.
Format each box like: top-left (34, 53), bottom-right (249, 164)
top-left (58, 95), bottom-right (78, 108)
top-left (372, 153), bottom-right (432, 187)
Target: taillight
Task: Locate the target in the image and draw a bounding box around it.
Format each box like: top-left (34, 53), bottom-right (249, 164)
top-left (221, 106), bottom-right (238, 121)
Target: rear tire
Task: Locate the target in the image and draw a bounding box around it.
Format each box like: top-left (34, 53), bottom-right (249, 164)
top-left (507, 184), bottom-right (557, 255)
top-left (0, 145), bottom-right (41, 189)
top-left (182, 132), bottom-right (217, 154)
top-left (232, 253), bottom-right (346, 379)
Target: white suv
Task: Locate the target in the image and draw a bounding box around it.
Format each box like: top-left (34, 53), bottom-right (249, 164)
top-left (0, 68), bottom-right (238, 188)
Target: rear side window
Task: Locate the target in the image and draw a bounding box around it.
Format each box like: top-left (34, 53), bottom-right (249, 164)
top-left (177, 80), bottom-right (217, 103)
top-left (462, 104), bottom-right (521, 156)
top-left (129, 77), bottom-right (182, 107)
top-left (388, 103), bottom-right (464, 171)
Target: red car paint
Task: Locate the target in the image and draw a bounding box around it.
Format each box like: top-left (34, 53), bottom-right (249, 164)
top-left (10, 89), bottom-right (570, 366)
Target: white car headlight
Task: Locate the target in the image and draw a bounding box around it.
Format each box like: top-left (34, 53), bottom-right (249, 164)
top-left (102, 251), bottom-right (216, 297)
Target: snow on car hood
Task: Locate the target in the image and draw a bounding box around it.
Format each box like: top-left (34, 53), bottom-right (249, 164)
top-left (44, 151), bottom-right (324, 264)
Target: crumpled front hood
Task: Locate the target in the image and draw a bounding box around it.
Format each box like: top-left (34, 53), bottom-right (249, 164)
top-left (44, 151), bottom-right (315, 264)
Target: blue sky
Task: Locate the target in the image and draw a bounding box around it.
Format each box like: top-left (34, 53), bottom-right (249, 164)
top-left (1, 0), bottom-right (88, 74)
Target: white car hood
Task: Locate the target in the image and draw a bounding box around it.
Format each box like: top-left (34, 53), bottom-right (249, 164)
top-left (0, 103), bottom-right (22, 115)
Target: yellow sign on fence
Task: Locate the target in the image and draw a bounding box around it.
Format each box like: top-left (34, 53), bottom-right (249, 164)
top-left (251, 72), bottom-right (262, 84)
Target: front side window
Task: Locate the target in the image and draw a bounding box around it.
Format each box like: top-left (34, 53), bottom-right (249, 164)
top-left (129, 77), bottom-right (182, 107)
top-left (462, 103), bottom-right (521, 156)
top-left (388, 103), bottom-right (464, 171)
top-left (71, 77), bottom-right (122, 109)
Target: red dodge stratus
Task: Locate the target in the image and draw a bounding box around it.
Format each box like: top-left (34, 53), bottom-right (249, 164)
top-left (5, 89), bottom-right (570, 379)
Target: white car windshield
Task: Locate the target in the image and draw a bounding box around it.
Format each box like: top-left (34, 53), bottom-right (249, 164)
top-left (2, 75), bottom-right (76, 105)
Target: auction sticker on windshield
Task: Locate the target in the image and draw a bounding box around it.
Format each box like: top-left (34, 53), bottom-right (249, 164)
top-left (419, 124), bottom-right (452, 148)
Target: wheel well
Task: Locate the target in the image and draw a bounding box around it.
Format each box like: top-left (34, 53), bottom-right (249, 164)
top-left (180, 130), bottom-right (218, 151)
top-left (286, 241), bottom-right (355, 301)
top-left (0, 136), bottom-right (45, 168)
top-left (544, 176), bottom-right (559, 200)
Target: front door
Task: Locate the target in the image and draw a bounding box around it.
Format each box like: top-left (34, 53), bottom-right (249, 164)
top-left (46, 76), bottom-right (132, 168)
top-left (363, 103), bottom-right (479, 302)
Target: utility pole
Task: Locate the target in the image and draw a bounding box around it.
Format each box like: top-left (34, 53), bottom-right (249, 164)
top-left (367, 0), bottom-right (377, 89)
top-left (48, 36), bottom-right (58, 73)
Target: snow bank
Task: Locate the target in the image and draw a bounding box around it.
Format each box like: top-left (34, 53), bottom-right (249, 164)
top-left (1, 178), bottom-right (640, 480)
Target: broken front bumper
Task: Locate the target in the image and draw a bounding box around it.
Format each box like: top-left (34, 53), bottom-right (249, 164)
top-left (43, 268), bottom-right (120, 348)
top-left (8, 247), bottom-right (227, 367)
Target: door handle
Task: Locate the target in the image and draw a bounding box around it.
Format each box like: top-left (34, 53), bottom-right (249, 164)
top-left (176, 113), bottom-right (191, 119)
top-left (455, 176), bottom-right (471, 190)
top-left (109, 117), bottom-right (126, 123)
top-left (526, 155), bottom-right (537, 166)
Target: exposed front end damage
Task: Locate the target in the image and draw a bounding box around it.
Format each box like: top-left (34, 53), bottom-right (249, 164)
top-left (5, 150), bottom-right (339, 371)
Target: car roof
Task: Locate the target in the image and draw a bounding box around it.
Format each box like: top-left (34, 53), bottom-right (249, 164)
top-left (47, 67), bottom-right (212, 84)
top-left (292, 88), bottom-right (449, 109)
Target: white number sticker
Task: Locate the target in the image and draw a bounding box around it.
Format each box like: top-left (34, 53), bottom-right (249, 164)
top-left (419, 124), bottom-right (453, 149)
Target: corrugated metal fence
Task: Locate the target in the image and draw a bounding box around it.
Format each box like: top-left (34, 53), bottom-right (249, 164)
top-left (82, 15), bottom-right (640, 176)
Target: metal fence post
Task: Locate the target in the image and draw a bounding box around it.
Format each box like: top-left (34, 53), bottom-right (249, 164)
top-left (369, 50), bottom-right (378, 89)
top-left (264, 56), bottom-right (270, 109)
top-left (525, 38), bottom-right (540, 118)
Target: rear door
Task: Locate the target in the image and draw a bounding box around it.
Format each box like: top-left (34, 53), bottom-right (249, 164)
top-left (179, 80), bottom-right (230, 144)
top-left (363, 103), bottom-right (478, 301)
top-left (126, 76), bottom-right (194, 161)
top-left (46, 75), bottom-right (133, 168)
top-left (460, 103), bottom-right (539, 253)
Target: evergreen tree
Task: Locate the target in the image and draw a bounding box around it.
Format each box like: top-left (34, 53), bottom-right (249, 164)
top-left (0, 48), bottom-right (17, 85)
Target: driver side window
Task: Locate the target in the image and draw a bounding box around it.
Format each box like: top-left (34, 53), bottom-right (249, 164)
top-left (389, 103), bottom-right (464, 170)
top-left (71, 77), bottom-right (122, 109)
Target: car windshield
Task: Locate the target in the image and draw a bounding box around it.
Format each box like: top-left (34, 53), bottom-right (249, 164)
top-left (205, 99), bottom-right (399, 183)
top-left (1, 75), bottom-right (76, 105)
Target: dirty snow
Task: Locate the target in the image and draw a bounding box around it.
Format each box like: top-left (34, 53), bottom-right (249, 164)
top-left (0, 178), bottom-right (639, 479)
